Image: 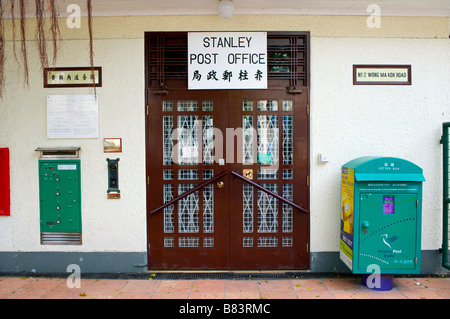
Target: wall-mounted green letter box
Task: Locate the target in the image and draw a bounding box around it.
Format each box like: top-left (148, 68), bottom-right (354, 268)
top-left (36, 147), bottom-right (82, 245)
top-left (340, 157), bottom-right (425, 274)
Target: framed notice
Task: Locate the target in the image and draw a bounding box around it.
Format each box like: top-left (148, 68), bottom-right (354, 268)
top-left (44, 67), bottom-right (102, 88)
top-left (353, 65), bottom-right (411, 85)
top-left (47, 95), bottom-right (99, 139)
top-left (188, 32), bottom-right (267, 90)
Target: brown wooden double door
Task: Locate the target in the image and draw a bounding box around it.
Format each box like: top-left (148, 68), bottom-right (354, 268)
top-left (146, 88), bottom-right (309, 270)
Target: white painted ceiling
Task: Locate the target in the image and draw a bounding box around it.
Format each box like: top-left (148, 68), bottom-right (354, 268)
top-left (8, 0), bottom-right (450, 18)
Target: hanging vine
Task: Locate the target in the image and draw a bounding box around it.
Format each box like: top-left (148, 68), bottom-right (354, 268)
top-left (0, 0), bottom-right (5, 98)
top-left (0, 0), bottom-right (94, 98)
top-left (19, 0), bottom-right (29, 87)
top-left (49, 0), bottom-right (60, 66)
top-left (35, 0), bottom-right (48, 70)
top-left (10, 0), bottom-right (19, 67)
top-left (87, 0), bottom-right (96, 95)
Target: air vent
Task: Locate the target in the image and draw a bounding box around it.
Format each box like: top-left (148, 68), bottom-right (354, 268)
top-left (41, 232), bottom-right (82, 245)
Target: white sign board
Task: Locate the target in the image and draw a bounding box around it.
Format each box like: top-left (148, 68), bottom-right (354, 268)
top-left (47, 95), bottom-right (99, 139)
top-left (188, 32), bottom-right (267, 90)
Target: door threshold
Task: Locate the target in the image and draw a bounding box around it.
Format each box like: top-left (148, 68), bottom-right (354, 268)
top-left (142, 270), bottom-right (317, 280)
top-left (147, 270), bottom-right (311, 273)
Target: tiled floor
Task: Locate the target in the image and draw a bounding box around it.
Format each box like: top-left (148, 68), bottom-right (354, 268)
top-left (0, 276), bottom-right (449, 299)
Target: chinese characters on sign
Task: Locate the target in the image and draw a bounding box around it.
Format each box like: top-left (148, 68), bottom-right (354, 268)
top-left (44, 67), bottom-right (102, 88)
top-left (188, 32), bottom-right (267, 90)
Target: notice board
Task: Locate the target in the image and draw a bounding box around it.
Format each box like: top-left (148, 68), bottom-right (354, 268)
top-left (47, 95), bottom-right (99, 139)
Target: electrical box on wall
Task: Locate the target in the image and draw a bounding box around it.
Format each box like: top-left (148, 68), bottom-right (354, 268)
top-left (36, 147), bottom-right (82, 245)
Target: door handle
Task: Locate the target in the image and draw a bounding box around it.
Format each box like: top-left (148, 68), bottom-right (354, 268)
top-left (217, 181), bottom-right (224, 189)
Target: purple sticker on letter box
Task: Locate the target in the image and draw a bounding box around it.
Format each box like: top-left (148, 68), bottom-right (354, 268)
top-left (383, 196), bottom-right (395, 214)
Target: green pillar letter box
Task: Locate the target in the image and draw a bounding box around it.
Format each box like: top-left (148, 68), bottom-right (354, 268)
top-left (36, 147), bottom-right (82, 245)
top-left (340, 157), bottom-right (425, 274)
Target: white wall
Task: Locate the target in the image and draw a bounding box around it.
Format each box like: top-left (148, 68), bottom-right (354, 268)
top-left (0, 38), bottom-right (147, 252)
top-left (310, 37), bottom-right (450, 252)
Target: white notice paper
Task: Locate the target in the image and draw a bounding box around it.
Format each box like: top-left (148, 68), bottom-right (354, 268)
top-left (47, 95), bottom-right (99, 139)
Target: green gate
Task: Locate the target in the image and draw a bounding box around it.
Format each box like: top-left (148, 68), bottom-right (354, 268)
top-left (443, 122), bottom-right (450, 270)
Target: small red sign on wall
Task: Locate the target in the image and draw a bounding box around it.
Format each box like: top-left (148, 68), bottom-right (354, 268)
top-left (0, 148), bottom-right (10, 216)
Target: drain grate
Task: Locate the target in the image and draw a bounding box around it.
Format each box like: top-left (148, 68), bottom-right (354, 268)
top-left (1, 271), bottom-right (447, 281)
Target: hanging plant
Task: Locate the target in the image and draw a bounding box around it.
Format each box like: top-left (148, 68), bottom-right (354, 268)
top-left (19, 0), bottom-right (29, 86)
top-left (0, 0), bottom-right (94, 97)
top-left (0, 0), bottom-right (5, 98)
top-left (87, 0), bottom-right (96, 95)
top-left (49, 0), bottom-right (60, 66)
top-left (35, 0), bottom-right (48, 70)
top-left (10, 0), bottom-right (20, 67)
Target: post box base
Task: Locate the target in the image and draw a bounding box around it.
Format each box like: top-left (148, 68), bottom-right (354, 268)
top-left (362, 274), bottom-right (394, 291)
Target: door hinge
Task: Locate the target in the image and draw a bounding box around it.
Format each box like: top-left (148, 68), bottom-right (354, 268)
top-left (416, 199), bottom-right (419, 207)
top-left (306, 176), bottom-right (310, 186)
top-left (146, 105), bottom-right (149, 116)
top-left (147, 176), bottom-right (149, 185)
top-left (306, 243), bottom-right (309, 253)
top-left (306, 104), bottom-right (309, 115)
top-left (414, 257), bottom-right (417, 265)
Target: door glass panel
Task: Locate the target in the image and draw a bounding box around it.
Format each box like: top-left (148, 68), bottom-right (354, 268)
top-left (163, 169), bottom-right (174, 180)
top-left (163, 101), bottom-right (173, 112)
top-left (242, 100), bottom-right (253, 111)
top-left (202, 100), bottom-right (213, 111)
top-left (203, 169), bottom-right (214, 180)
top-left (177, 115), bottom-right (199, 165)
top-left (243, 115), bottom-right (254, 165)
top-left (177, 100), bottom-right (198, 111)
top-left (258, 236), bottom-right (278, 247)
top-left (203, 184), bottom-right (214, 233)
top-left (163, 184), bottom-right (174, 233)
top-left (178, 184), bottom-right (199, 233)
top-left (257, 100), bottom-right (278, 111)
top-left (258, 169), bottom-right (278, 180)
top-left (243, 237), bottom-right (253, 247)
top-left (257, 115), bottom-right (279, 165)
top-left (178, 169), bottom-right (199, 180)
top-left (163, 116), bottom-right (173, 165)
top-left (282, 169), bottom-right (293, 179)
top-left (243, 184), bottom-right (254, 233)
top-left (282, 183), bottom-right (293, 233)
top-left (282, 100), bottom-right (293, 111)
top-left (203, 115), bottom-right (214, 165)
top-left (203, 237), bottom-right (214, 247)
top-left (257, 183), bottom-right (278, 233)
top-left (179, 237), bottom-right (199, 247)
top-left (282, 236), bottom-right (293, 247)
top-left (164, 237), bottom-right (175, 247)
top-left (282, 115), bottom-right (293, 165)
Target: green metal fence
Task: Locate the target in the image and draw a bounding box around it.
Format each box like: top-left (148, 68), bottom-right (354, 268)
top-left (443, 122), bottom-right (450, 270)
